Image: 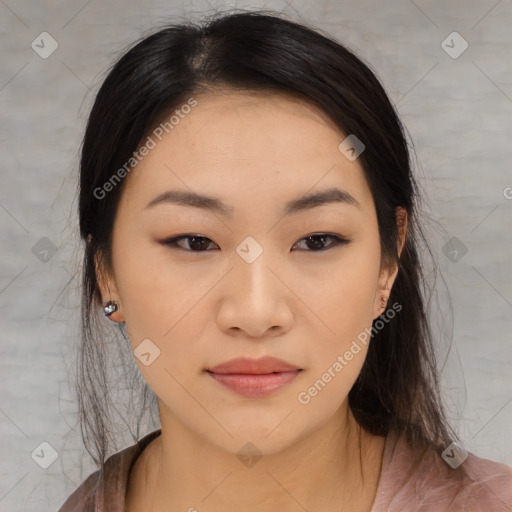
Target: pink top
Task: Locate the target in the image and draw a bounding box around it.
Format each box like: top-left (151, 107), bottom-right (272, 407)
top-left (58, 428), bottom-right (512, 511)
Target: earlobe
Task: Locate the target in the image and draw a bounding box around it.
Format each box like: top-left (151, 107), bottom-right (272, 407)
top-left (94, 249), bottom-right (125, 323)
top-left (373, 271), bottom-right (392, 319)
top-left (103, 300), bottom-right (120, 317)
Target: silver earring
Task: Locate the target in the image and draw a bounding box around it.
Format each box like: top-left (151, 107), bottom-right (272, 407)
top-left (103, 300), bottom-right (119, 317)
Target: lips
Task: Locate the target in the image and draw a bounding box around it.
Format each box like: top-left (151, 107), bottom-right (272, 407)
top-left (206, 356), bottom-right (303, 398)
top-left (207, 356), bottom-right (302, 374)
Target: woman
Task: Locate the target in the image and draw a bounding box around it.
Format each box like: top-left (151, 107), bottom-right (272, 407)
top-left (59, 10), bottom-right (511, 512)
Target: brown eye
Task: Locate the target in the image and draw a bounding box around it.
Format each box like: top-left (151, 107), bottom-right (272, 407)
top-left (293, 234), bottom-right (349, 252)
top-left (161, 235), bottom-right (219, 252)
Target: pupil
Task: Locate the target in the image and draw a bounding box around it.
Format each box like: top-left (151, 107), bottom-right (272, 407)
top-left (191, 237), bottom-right (208, 250)
top-left (308, 235), bottom-right (325, 250)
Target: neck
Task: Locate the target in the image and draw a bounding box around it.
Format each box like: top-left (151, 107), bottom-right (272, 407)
top-left (126, 402), bottom-right (385, 512)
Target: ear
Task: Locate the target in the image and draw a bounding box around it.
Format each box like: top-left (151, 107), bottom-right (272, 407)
top-left (372, 207), bottom-right (407, 320)
top-left (95, 249), bottom-right (125, 323)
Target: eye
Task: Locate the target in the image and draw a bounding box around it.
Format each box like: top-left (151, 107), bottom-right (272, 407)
top-left (161, 234), bottom-right (219, 252)
top-left (292, 233), bottom-right (350, 252)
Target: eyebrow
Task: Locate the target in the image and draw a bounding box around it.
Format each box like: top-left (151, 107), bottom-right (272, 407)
top-left (144, 187), bottom-right (361, 217)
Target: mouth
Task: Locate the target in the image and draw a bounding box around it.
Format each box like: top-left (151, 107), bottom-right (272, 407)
top-left (205, 356), bottom-right (304, 398)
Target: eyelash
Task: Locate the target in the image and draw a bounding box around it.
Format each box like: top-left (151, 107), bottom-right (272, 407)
top-left (160, 233), bottom-right (350, 253)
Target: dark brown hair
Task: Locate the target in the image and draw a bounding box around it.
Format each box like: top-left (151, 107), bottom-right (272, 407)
top-left (77, 10), bottom-right (456, 467)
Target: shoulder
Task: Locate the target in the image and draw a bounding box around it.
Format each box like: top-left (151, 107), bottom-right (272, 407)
top-left (57, 429), bottom-right (162, 512)
top-left (373, 431), bottom-right (512, 511)
top-left (57, 468), bottom-right (100, 512)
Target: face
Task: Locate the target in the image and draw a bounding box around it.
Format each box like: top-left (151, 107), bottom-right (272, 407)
top-left (97, 90), bottom-right (404, 455)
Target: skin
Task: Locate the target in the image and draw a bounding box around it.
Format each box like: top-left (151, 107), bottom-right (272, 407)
top-left (96, 90), bottom-right (407, 511)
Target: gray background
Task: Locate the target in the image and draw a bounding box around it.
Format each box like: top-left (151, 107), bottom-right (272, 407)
top-left (1, 0), bottom-right (511, 510)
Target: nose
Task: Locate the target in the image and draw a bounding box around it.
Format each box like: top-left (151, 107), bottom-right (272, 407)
top-left (216, 251), bottom-right (294, 339)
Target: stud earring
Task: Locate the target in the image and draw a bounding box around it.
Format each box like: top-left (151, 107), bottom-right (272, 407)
top-left (103, 300), bottom-right (119, 317)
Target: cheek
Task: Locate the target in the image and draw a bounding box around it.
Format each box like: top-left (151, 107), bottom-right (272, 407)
top-left (298, 240), bottom-right (380, 344)
top-left (294, 268), bottom-right (376, 416)
top-left (111, 236), bottom-right (216, 389)
top-left (121, 288), bottom-right (208, 419)
top-left (296, 342), bottom-right (368, 418)
top-left (294, 239), bottom-right (380, 403)
top-left (112, 233), bottom-right (196, 336)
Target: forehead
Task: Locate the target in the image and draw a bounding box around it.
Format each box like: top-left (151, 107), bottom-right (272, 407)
top-left (120, 90), bottom-right (374, 218)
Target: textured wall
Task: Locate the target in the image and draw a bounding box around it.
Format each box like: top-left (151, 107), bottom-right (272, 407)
top-left (1, 1), bottom-right (511, 510)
